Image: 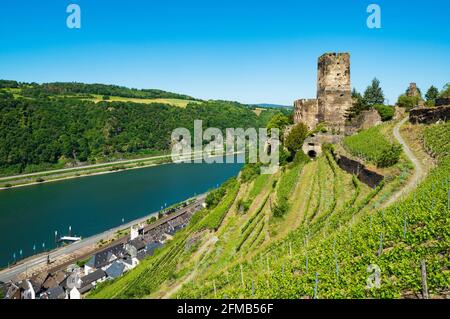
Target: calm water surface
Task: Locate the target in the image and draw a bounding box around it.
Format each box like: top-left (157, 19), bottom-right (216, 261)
top-left (0, 161), bottom-right (243, 267)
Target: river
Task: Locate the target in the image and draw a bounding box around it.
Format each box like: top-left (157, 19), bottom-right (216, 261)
top-left (0, 161), bottom-right (243, 268)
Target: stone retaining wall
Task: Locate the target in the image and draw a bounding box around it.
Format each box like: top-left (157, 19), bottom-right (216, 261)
top-left (409, 105), bottom-right (450, 124)
top-left (332, 153), bottom-right (384, 188)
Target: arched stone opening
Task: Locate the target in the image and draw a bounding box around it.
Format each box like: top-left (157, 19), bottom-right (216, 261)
top-left (308, 150), bottom-right (317, 158)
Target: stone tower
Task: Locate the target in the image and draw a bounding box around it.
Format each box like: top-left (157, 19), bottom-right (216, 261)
top-left (316, 53), bottom-right (351, 132)
top-left (406, 83), bottom-right (420, 97)
top-left (293, 52), bottom-right (352, 133)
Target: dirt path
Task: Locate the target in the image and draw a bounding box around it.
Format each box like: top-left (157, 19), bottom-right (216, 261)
top-left (384, 117), bottom-right (425, 206)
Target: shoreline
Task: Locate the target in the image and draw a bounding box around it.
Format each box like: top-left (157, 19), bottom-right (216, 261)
top-left (0, 160), bottom-right (170, 191)
top-left (0, 193), bottom-right (206, 282)
top-left (0, 150), bottom-right (242, 191)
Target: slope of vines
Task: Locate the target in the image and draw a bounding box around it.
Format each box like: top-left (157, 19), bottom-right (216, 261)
top-left (176, 123), bottom-right (449, 299)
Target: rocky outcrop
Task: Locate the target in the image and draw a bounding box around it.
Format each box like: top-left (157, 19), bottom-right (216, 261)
top-left (409, 106), bottom-right (450, 124)
top-left (435, 98), bottom-right (450, 107)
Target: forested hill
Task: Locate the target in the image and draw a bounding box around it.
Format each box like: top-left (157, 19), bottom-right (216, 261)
top-left (0, 82), bottom-right (288, 176)
top-left (0, 80), bottom-right (198, 100)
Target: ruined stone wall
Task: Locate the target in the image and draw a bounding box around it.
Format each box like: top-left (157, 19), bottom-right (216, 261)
top-left (317, 53), bottom-right (352, 133)
top-left (333, 154), bottom-right (384, 188)
top-left (409, 105), bottom-right (450, 124)
top-left (345, 109), bottom-right (382, 135)
top-left (435, 98), bottom-right (450, 107)
top-left (293, 99), bottom-right (318, 130)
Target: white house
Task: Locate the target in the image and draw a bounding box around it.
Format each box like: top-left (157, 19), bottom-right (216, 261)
top-left (69, 287), bottom-right (81, 299)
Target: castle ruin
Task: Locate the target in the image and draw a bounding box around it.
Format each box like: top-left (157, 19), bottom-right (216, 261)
top-left (406, 82), bottom-right (420, 98)
top-left (294, 53), bottom-right (352, 133)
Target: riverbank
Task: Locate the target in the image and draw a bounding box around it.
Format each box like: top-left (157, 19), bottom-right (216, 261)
top-left (0, 194), bottom-right (206, 283)
top-left (0, 150), bottom-right (239, 191)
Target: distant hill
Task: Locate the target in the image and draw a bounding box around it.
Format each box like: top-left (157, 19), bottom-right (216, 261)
top-left (0, 80), bottom-right (200, 101)
top-left (254, 103), bottom-right (292, 109)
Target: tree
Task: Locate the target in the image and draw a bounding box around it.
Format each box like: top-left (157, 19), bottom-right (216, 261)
top-left (440, 83), bottom-right (450, 98)
top-left (425, 85), bottom-right (439, 106)
top-left (363, 78), bottom-right (385, 106)
top-left (397, 94), bottom-right (420, 110)
top-left (425, 86), bottom-right (439, 102)
top-left (346, 88), bottom-right (369, 120)
top-left (285, 123), bottom-right (309, 154)
top-left (266, 114), bottom-right (291, 139)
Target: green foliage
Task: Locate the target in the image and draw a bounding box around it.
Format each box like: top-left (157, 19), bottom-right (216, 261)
top-left (276, 164), bottom-right (301, 202)
top-left (278, 148), bottom-right (291, 166)
top-left (423, 122), bottom-right (450, 159)
top-left (177, 124), bottom-right (449, 298)
top-left (376, 144), bottom-right (403, 168)
top-left (346, 88), bottom-right (369, 120)
top-left (363, 78), bottom-right (385, 107)
top-left (18, 82), bottom-right (197, 100)
top-left (93, 122), bottom-right (449, 300)
top-left (273, 162), bottom-right (302, 218)
top-left (374, 104), bottom-right (394, 121)
top-left (321, 143), bottom-right (335, 154)
top-left (199, 179), bottom-right (239, 231)
top-left (285, 123), bottom-right (309, 154)
top-left (425, 86), bottom-right (439, 102)
top-left (397, 94), bottom-right (420, 110)
top-left (240, 195), bottom-right (268, 235)
top-left (311, 122), bottom-right (328, 134)
top-left (266, 114), bottom-right (292, 137)
top-left (248, 174), bottom-right (269, 203)
top-left (205, 184), bottom-right (227, 209)
top-left (440, 83), bottom-right (450, 98)
top-left (0, 90), bottom-right (14, 100)
top-left (237, 199), bottom-right (251, 213)
top-left (343, 125), bottom-right (402, 167)
top-left (293, 150), bottom-right (310, 165)
top-left (0, 95), bottom-right (270, 176)
top-left (0, 80), bottom-right (19, 88)
top-left (240, 163), bottom-right (262, 183)
top-left (76, 257), bottom-right (90, 268)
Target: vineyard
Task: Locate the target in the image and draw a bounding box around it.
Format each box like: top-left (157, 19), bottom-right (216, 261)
top-left (90, 121), bottom-right (449, 299)
top-left (343, 124), bottom-right (403, 168)
top-left (174, 122), bottom-right (449, 299)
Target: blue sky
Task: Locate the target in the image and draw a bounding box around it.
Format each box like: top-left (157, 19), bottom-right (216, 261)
top-left (0, 0), bottom-right (448, 105)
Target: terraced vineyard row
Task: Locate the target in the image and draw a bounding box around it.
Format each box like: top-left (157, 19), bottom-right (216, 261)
top-left (175, 123), bottom-right (450, 299)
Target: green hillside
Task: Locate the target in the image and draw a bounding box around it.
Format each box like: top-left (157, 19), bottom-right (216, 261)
top-left (0, 82), bottom-right (286, 176)
top-left (89, 120), bottom-right (449, 299)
